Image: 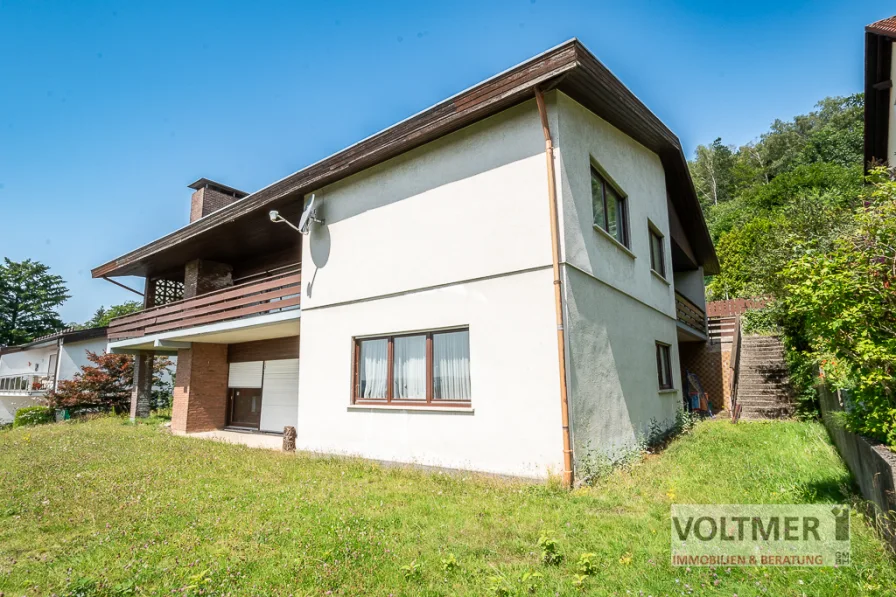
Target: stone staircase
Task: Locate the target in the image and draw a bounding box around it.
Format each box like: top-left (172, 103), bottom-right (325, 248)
top-left (735, 335), bottom-right (795, 420)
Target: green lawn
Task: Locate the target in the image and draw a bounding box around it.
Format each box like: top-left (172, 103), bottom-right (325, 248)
top-left (1, 417), bottom-right (894, 596)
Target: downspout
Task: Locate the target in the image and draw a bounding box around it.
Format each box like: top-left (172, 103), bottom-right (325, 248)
top-left (534, 87), bottom-right (574, 488)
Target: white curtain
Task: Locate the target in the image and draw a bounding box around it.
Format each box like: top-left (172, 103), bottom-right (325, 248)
top-left (393, 335), bottom-right (426, 400)
top-left (433, 330), bottom-right (471, 400)
top-left (360, 339), bottom-right (388, 399)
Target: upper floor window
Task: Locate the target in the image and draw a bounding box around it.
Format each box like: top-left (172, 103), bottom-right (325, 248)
top-left (649, 227), bottom-right (666, 278)
top-left (353, 328), bottom-right (471, 406)
top-left (656, 342), bottom-right (673, 390)
top-left (590, 166), bottom-right (628, 247)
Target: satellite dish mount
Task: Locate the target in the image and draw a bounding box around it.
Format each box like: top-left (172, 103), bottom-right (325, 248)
top-left (298, 194), bottom-right (323, 235)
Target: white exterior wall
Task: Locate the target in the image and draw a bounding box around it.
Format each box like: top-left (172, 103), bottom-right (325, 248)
top-left (57, 337), bottom-right (108, 385)
top-left (554, 92), bottom-right (683, 458)
top-left (889, 41), bottom-right (896, 164)
top-left (674, 268), bottom-right (706, 312)
top-left (0, 344), bottom-right (56, 423)
top-left (0, 344), bottom-right (56, 377)
top-left (297, 100), bottom-right (565, 478)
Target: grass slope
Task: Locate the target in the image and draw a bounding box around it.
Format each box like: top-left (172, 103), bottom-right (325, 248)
top-left (1, 417), bottom-right (894, 596)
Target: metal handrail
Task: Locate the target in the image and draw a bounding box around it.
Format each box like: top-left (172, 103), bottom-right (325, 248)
top-left (729, 314), bottom-right (743, 422)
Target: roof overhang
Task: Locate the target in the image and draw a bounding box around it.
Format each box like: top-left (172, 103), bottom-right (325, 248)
top-left (91, 39), bottom-right (719, 278)
top-left (0, 326), bottom-right (108, 354)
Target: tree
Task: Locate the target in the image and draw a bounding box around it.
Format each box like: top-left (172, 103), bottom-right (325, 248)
top-left (690, 138), bottom-right (736, 208)
top-left (0, 258), bottom-right (69, 346)
top-left (82, 301), bottom-right (142, 328)
top-left (46, 351), bottom-right (172, 412)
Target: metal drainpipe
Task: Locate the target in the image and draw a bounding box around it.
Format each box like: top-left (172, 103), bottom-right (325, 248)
top-left (534, 87), bottom-right (574, 488)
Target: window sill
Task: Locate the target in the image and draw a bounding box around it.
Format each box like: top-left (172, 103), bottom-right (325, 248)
top-left (592, 225), bottom-right (636, 259)
top-left (651, 269), bottom-right (671, 285)
top-left (348, 404), bottom-right (475, 414)
top-left (658, 388), bottom-right (678, 395)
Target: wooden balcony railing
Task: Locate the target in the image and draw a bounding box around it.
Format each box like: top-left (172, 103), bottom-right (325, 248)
top-left (108, 271), bottom-right (301, 341)
top-left (675, 291), bottom-right (707, 337)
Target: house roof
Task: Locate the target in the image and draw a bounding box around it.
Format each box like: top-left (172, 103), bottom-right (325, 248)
top-left (867, 16), bottom-right (896, 38)
top-left (0, 326), bottom-right (107, 354)
top-left (91, 39), bottom-right (719, 278)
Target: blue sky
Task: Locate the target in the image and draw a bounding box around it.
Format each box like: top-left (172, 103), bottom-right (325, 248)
top-left (0, 0), bottom-right (887, 323)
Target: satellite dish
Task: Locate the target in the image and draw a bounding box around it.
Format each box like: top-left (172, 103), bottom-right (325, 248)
top-left (298, 194), bottom-right (322, 235)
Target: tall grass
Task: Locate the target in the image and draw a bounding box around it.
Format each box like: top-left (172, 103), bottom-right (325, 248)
top-left (1, 416), bottom-right (894, 596)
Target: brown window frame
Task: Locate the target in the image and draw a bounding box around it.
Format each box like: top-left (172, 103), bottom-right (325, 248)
top-left (656, 342), bottom-right (673, 390)
top-left (649, 226), bottom-right (666, 278)
top-left (590, 165), bottom-right (629, 248)
top-left (352, 327), bottom-right (472, 407)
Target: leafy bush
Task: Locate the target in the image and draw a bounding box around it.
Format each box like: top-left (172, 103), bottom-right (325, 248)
top-left (46, 352), bottom-right (172, 412)
top-left (778, 169), bottom-right (896, 445)
top-left (13, 405), bottom-right (54, 428)
top-left (741, 307), bottom-right (779, 335)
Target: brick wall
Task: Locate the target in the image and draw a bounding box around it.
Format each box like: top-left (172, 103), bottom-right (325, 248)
top-left (184, 259), bottom-right (233, 299)
top-left (171, 343), bottom-right (229, 433)
top-left (190, 187), bottom-right (240, 222)
top-left (679, 341), bottom-right (731, 412)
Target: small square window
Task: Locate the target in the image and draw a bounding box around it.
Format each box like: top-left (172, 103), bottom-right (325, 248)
top-left (656, 343), bottom-right (673, 390)
top-left (649, 228), bottom-right (665, 277)
top-left (590, 166), bottom-right (628, 247)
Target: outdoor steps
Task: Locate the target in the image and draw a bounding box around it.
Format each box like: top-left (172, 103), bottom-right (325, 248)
top-left (735, 334), bottom-right (796, 420)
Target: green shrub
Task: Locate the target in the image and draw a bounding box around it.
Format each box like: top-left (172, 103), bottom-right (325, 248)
top-left (13, 405), bottom-right (54, 428)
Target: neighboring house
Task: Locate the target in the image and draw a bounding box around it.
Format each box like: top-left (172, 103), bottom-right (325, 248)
top-left (865, 16), bottom-right (896, 169)
top-left (92, 40), bottom-right (718, 480)
top-left (0, 327), bottom-right (107, 423)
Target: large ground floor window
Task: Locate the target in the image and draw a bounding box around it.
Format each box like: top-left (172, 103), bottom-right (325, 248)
top-left (353, 328), bottom-right (471, 406)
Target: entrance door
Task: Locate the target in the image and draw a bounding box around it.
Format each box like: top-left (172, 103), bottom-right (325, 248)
top-left (229, 388), bottom-right (263, 429)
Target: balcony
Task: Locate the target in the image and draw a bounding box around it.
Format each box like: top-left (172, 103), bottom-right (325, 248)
top-left (108, 271), bottom-right (301, 342)
top-left (0, 373), bottom-right (51, 396)
top-left (675, 291), bottom-right (707, 339)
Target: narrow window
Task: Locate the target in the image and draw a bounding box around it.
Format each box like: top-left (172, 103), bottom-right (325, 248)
top-left (649, 228), bottom-right (666, 277)
top-left (656, 342), bottom-right (673, 390)
top-left (433, 329), bottom-right (471, 401)
top-left (393, 335), bottom-right (426, 400)
top-left (353, 328), bottom-right (472, 406)
top-left (590, 166), bottom-right (628, 247)
top-left (357, 338), bottom-right (388, 400)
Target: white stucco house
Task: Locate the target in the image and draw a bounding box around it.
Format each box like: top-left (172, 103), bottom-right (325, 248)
top-left (0, 327), bottom-right (108, 423)
top-left (92, 40), bottom-right (718, 482)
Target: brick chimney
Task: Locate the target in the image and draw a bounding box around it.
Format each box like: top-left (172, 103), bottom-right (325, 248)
top-left (188, 178), bottom-right (249, 222)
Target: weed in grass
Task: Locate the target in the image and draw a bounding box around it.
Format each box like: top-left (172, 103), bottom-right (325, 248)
top-left (440, 552), bottom-right (459, 572)
top-left (487, 572), bottom-right (513, 597)
top-left (537, 531), bottom-right (562, 565)
top-left (575, 552), bottom-right (598, 576)
top-left (400, 559), bottom-right (421, 580)
top-left (519, 569), bottom-right (543, 594)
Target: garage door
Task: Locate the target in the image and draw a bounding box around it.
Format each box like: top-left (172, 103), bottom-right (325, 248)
top-left (259, 358), bottom-right (299, 432)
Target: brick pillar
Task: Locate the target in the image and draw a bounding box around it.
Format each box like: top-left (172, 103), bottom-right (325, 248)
top-left (171, 343), bottom-right (229, 433)
top-left (184, 259), bottom-right (233, 299)
top-left (129, 351), bottom-right (154, 420)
